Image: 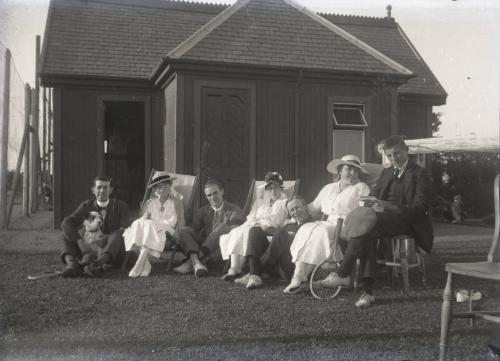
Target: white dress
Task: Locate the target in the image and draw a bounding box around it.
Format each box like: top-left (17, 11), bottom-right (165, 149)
top-left (290, 181), bottom-right (370, 265)
top-left (123, 196), bottom-right (183, 258)
top-left (219, 193), bottom-right (289, 260)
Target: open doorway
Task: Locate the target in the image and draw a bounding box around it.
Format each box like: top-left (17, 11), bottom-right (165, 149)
top-left (103, 101), bottom-right (145, 209)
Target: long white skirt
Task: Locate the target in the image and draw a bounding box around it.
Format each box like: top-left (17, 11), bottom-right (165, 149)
top-left (290, 221), bottom-right (343, 265)
top-left (219, 223), bottom-right (257, 260)
top-left (123, 218), bottom-right (167, 258)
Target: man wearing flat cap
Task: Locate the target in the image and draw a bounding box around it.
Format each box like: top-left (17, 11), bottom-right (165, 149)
top-left (321, 135), bottom-right (433, 308)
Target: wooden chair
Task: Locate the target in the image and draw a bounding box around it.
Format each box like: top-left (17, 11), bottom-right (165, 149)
top-left (376, 235), bottom-right (427, 294)
top-left (439, 173), bottom-right (500, 361)
top-left (122, 170), bottom-right (199, 272)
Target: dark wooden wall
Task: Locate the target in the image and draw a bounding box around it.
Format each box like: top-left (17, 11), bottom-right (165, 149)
top-left (398, 101), bottom-right (433, 139)
top-left (53, 86), bottom-right (164, 226)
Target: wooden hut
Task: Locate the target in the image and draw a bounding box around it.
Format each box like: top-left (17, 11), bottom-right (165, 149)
top-left (40, 0), bottom-right (446, 225)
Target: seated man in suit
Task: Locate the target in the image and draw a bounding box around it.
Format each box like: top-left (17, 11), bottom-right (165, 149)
top-left (258, 195), bottom-right (313, 292)
top-left (320, 135), bottom-right (433, 308)
top-left (174, 179), bottom-right (244, 277)
top-left (60, 175), bottom-right (130, 277)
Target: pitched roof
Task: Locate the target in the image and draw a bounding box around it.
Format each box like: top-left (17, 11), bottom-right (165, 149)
top-left (166, 0), bottom-right (412, 76)
top-left (321, 13), bottom-right (447, 99)
top-left (41, 0), bottom-right (224, 79)
top-left (40, 0), bottom-right (446, 99)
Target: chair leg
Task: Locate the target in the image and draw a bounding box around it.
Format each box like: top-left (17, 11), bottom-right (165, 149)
top-left (418, 251), bottom-right (427, 287)
top-left (401, 255), bottom-right (410, 295)
top-left (121, 252), bottom-right (130, 271)
top-left (352, 258), bottom-right (361, 288)
top-left (439, 272), bottom-right (454, 361)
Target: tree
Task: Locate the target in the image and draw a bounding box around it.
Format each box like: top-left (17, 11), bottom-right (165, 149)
top-left (432, 111), bottom-right (442, 135)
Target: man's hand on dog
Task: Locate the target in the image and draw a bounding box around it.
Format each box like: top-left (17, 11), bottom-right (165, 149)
top-left (94, 234), bottom-right (108, 248)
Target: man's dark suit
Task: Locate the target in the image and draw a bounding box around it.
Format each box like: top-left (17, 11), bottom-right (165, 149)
top-left (372, 160), bottom-right (433, 253)
top-left (339, 160), bottom-right (433, 285)
top-left (177, 201), bottom-right (244, 259)
top-left (61, 198), bottom-right (130, 266)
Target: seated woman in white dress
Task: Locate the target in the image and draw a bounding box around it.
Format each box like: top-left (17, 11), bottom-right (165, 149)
top-left (284, 155), bottom-right (370, 294)
top-left (123, 172), bottom-right (184, 277)
top-left (220, 171), bottom-right (289, 286)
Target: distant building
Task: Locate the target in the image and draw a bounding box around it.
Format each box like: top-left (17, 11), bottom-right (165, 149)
top-left (40, 0), bottom-right (446, 224)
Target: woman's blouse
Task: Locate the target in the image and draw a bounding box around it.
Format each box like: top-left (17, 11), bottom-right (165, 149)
top-left (308, 181), bottom-right (370, 223)
top-left (246, 192), bottom-right (289, 229)
top-left (145, 195), bottom-right (184, 234)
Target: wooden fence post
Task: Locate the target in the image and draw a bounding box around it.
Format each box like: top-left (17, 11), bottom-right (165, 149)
top-left (42, 87), bottom-right (47, 175)
top-left (30, 36), bottom-right (40, 213)
top-left (0, 49), bottom-right (11, 229)
top-left (23, 84), bottom-right (31, 216)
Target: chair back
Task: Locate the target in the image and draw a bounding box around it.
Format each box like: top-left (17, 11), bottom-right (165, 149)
top-left (141, 170), bottom-right (199, 217)
top-left (242, 179), bottom-right (299, 216)
top-left (361, 163), bottom-right (384, 190)
top-left (487, 173), bottom-right (500, 263)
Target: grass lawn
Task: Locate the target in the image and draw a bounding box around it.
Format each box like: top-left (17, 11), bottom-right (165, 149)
top-left (1, 222), bottom-right (499, 361)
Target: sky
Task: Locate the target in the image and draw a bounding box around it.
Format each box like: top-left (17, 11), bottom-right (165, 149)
top-left (0, 0), bottom-right (499, 139)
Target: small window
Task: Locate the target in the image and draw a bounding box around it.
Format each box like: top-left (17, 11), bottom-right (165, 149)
top-left (332, 103), bottom-right (367, 129)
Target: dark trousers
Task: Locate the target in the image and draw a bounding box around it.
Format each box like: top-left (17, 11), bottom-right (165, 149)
top-left (178, 224), bottom-right (231, 261)
top-left (246, 226), bottom-right (273, 275)
top-left (61, 229), bottom-right (125, 267)
top-left (261, 225), bottom-right (296, 280)
top-left (338, 212), bottom-right (414, 292)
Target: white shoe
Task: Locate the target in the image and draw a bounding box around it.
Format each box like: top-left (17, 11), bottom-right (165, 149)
top-left (173, 260), bottom-right (194, 275)
top-left (221, 268), bottom-right (239, 281)
top-left (355, 292), bottom-right (375, 308)
top-left (194, 263), bottom-right (208, 277)
top-left (246, 274), bottom-right (263, 289)
top-left (139, 259), bottom-right (151, 277)
top-left (234, 273), bottom-right (251, 285)
top-left (283, 277), bottom-right (306, 294)
top-left (128, 251), bottom-right (148, 278)
top-left (319, 272), bottom-right (350, 289)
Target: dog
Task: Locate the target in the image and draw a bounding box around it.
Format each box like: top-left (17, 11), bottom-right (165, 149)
top-left (77, 211), bottom-right (105, 266)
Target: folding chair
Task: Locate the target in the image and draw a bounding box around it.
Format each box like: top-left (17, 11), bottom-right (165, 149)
top-left (439, 173), bottom-right (500, 361)
top-left (242, 179), bottom-right (300, 216)
top-left (122, 170), bottom-right (199, 272)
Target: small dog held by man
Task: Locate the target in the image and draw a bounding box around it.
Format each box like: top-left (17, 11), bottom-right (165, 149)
top-left (77, 211), bottom-right (109, 273)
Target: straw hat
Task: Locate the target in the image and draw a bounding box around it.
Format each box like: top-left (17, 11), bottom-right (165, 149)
top-left (259, 171), bottom-right (284, 189)
top-left (147, 171), bottom-right (176, 188)
top-left (326, 155), bottom-right (368, 175)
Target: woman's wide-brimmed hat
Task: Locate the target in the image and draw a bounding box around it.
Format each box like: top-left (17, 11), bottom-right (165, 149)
top-left (260, 171), bottom-right (284, 189)
top-left (148, 171), bottom-right (176, 188)
top-left (326, 155), bottom-right (368, 175)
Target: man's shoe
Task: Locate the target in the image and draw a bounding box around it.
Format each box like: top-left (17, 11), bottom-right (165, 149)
top-left (61, 262), bottom-right (82, 278)
top-left (319, 272), bottom-right (350, 289)
top-left (246, 274), bottom-right (263, 289)
top-left (173, 260), bottom-right (194, 275)
top-left (234, 273), bottom-right (251, 285)
top-left (355, 292), bottom-right (375, 308)
top-left (83, 263), bottom-right (103, 277)
top-left (194, 263), bottom-right (208, 277)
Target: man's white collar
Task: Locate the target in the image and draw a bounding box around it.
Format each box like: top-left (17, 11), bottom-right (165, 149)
top-left (212, 202), bottom-right (224, 212)
top-left (97, 199), bottom-right (110, 208)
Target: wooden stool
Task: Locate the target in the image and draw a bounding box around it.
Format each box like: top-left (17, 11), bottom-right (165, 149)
top-left (377, 235), bottom-right (427, 294)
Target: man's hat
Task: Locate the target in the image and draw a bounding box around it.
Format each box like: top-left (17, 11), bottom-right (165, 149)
top-left (327, 155), bottom-right (368, 175)
top-left (148, 171), bottom-right (176, 188)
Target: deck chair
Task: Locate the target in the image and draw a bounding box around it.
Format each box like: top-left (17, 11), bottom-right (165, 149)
top-left (242, 179), bottom-right (300, 216)
top-left (122, 170), bottom-right (199, 272)
top-left (222, 178), bottom-right (299, 274)
top-left (439, 173), bottom-right (500, 361)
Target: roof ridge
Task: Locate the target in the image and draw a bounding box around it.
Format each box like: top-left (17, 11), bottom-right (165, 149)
top-left (285, 0), bottom-right (412, 76)
top-left (319, 12), bottom-right (396, 27)
top-left (64, 0), bottom-right (229, 14)
top-left (168, 0), bottom-right (252, 59)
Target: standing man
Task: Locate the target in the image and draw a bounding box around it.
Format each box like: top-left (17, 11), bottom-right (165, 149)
top-left (61, 176), bottom-right (130, 277)
top-left (173, 179), bottom-right (244, 277)
top-left (321, 135), bottom-right (433, 307)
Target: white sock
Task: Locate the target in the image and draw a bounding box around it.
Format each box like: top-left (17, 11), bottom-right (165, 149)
top-left (139, 258), bottom-right (151, 277)
top-left (230, 254), bottom-right (245, 273)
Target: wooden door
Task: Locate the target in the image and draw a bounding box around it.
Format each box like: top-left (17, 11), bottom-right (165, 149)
top-left (200, 87), bottom-right (251, 207)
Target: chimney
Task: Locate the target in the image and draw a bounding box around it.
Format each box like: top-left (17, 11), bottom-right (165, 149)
top-left (386, 4), bottom-right (392, 18)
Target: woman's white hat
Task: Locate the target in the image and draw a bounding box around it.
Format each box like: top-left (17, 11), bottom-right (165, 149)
top-left (326, 155), bottom-right (368, 175)
top-left (148, 171), bottom-right (176, 188)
